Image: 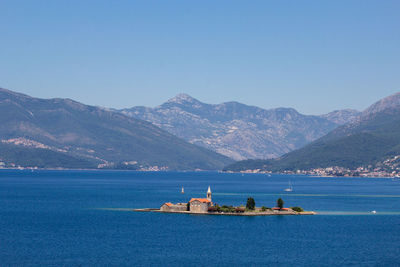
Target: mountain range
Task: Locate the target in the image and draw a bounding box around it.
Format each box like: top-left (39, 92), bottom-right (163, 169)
top-left (0, 88), bottom-right (233, 170)
top-left (120, 94), bottom-right (359, 160)
top-left (224, 92), bottom-right (400, 172)
top-left (3, 86), bottom-right (394, 172)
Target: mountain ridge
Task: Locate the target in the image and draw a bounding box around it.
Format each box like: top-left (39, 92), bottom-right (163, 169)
top-left (319, 109), bottom-right (360, 125)
top-left (224, 91), bottom-right (400, 172)
top-left (0, 87), bottom-right (233, 170)
top-left (121, 94), bottom-right (357, 160)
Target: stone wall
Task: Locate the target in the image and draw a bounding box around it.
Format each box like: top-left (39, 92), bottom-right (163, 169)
top-left (190, 201), bottom-right (210, 213)
top-left (160, 203), bottom-right (187, 212)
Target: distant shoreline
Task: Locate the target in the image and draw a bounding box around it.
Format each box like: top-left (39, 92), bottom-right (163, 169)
top-left (0, 168), bottom-right (398, 178)
top-left (133, 208), bottom-right (316, 216)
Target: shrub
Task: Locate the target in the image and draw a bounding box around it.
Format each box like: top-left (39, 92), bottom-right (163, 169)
top-left (220, 205), bottom-right (235, 213)
top-left (214, 204), bottom-right (221, 212)
top-left (291, 206), bottom-right (304, 212)
top-left (261, 206), bottom-right (269, 211)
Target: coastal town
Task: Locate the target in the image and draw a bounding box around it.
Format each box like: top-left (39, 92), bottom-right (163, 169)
top-left (135, 187), bottom-right (315, 216)
top-left (1, 137), bottom-right (399, 178)
top-left (234, 155), bottom-right (400, 178)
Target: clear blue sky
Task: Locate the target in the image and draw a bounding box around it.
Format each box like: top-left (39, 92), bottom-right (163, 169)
top-left (1, 0), bottom-right (399, 114)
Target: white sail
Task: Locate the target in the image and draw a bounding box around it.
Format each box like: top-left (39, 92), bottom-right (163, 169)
top-left (284, 181), bottom-right (293, 192)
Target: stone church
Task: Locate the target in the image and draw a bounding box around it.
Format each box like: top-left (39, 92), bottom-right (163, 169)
top-left (160, 186), bottom-right (213, 213)
top-left (189, 186), bottom-right (213, 213)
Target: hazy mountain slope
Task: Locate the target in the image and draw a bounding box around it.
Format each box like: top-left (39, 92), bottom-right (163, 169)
top-left (224, 92), bottom-right (400, 172)
top-left (121, 94), bottom-right (345, 161)
top-left (319, 109), bottom-right (360, 125)
top-left (0, 88), bottom-right (233, 170)
top-left (0, 142), bottom-right (96, 169)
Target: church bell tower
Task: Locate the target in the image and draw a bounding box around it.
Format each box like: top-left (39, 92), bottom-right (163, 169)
top-left (207, 186), bottom-right (212, 201)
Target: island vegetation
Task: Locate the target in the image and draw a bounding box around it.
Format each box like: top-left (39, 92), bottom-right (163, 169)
top-left (207, 197), bottom-right (306, 215)
top-left (135, 187), bottom-right (315, 216)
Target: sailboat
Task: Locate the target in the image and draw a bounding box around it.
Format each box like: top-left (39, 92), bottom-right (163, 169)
top-left (284, 181), bottom-right (293, 192)
top-left (181, 187), bottom-right (184, 194)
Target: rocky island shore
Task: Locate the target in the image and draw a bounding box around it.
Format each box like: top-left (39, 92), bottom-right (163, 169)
top-left (134, 208), bottom-right (316, 216)
top-left (134, 187), bottom-right (316, 216)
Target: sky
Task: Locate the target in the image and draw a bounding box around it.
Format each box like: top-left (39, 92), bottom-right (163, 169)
top-left (0, 0), bottom-right (399, 114)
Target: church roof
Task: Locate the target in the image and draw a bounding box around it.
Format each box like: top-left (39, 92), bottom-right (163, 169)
top-left (189, 198), bottom-right (211, 203)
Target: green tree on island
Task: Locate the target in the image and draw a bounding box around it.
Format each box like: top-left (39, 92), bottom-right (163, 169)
top-left (277, 198), bottom-right (284, 210)
top-left (246, 197), bottom-right (255, 210)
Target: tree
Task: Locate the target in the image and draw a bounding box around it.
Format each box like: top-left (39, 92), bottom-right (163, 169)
top-left (246, 197), bottom-right (255, 210)
top-left (277, 198), bottom-right (284, 210)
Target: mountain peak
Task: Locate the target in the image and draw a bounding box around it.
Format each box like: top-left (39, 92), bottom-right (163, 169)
top-left (363, 91), bottom-right (400, 116)
top-left (123, 94), bottom-right (340, 160)
top-left (167, 93), bottom-right (200, 104)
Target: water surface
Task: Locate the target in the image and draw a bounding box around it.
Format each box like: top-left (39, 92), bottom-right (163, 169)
top-left (1, 170), bottom-right (400, 266)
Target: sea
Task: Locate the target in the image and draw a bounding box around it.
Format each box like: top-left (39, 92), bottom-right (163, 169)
top-left (1, 170), bottom-right (400, 266)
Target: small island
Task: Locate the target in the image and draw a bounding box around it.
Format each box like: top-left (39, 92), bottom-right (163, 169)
top-left (134, 187), bottom-right (316, 216)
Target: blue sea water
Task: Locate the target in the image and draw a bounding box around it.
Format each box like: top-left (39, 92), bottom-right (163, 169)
top-left (1, 170), bottom-right (400, 266)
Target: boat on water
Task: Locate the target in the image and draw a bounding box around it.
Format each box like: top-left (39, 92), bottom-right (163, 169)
top-left (284, 181), bottom-right (293, 192)
top-left (181, 187), bottom-right (184, 194)
top-left (371, 210), bottom-right (377, 214)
